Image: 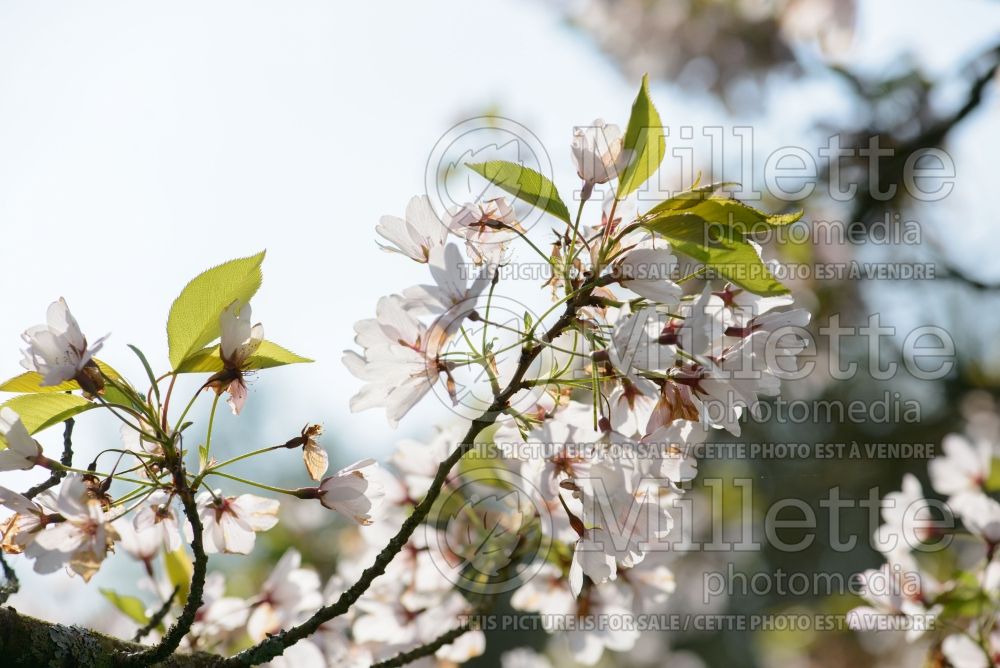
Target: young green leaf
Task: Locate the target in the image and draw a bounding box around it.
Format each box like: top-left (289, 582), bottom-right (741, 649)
top-left (100, 589), bottom-right (150, 625)
top-left (643, 182), bottom-right (739, 217)
top-left (173, 340), bottom-right (313, 374)
top-left (467, 161), bottom-right (571, 224)
top-left (128, 345), bottom-right (161, 404)
top-left (646, 193), bottom-right (802, 234)
top-left (616, 74), bottom-right (666, 199)
top-left (0, 393), bottom-right (95, 448)
top-left (164, 548), bottom-right (193, 605)
top-left (167, 252), bottom-right (266, 370)
top-left (0, 359), bottom-right (121, 394)
top-left (644, 213), bottom-right (789, 296)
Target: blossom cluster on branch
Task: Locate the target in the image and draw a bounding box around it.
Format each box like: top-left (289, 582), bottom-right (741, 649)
top-left (0, 77), bottom-right (810, 667)
top-left (849, 395), bottom-right (1000, 668)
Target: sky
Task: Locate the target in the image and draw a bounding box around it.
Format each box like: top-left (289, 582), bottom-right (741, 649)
top-left (0, 0), bottom-right (998, 626)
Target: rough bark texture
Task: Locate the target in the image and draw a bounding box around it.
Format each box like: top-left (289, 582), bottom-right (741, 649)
top-left (0, 607), bottom-right (220, 667)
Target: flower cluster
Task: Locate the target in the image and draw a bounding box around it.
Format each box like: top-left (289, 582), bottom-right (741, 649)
top-left (0, 78), bottom-right (809, 667)
top-left (848, 394), bottom-right (1000, 667)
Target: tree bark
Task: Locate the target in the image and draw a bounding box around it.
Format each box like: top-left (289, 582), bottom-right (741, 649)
top-left (0, 606), bottom-right (220, 667)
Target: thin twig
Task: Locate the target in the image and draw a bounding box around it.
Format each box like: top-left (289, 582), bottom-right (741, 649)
top-left (133, 586), bottom-right (180, 642)
top-left (371, 622), bottom-right (475, 668)
top-left (24, 417), bottom-right (75, 499)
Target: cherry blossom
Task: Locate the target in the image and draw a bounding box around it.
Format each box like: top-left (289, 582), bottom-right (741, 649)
top-left (376, 194), bottom-right (447, 263)
top-left (318, 459), bottom-right (384, 525)
top-left (247, 549), bottom-right (323, 641)
top-left (20, 297), bottom-right (108, 393)
top-left (343, 295), bottom-right (447, 427)
top-left (207, 300), bottom-right (264, 415)
top-left (447, 197), bottom-right (517, 266)
top-left (28, 474), bottom-right (117, 581)
top-left (0, 408), bottom-right (44, 471)
top-left (928, 433), bottom-right (993, 516)
top-left (195, 491), bottom-right (279, 554)
top-left (571, 118), bottom-right (628, 190)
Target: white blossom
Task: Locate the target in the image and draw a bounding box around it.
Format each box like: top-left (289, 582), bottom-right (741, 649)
top-left (617, 247), bottom-right (681, 306)
top-left (319, 459), bottom-right (384, 525)
top-left (0, 408), bottom-right (43, 471)
top-left (194, 491), bottom-right (279, 554)
top-left (247, 549), bottom-right (323, 641)
top-left (20, 298), bottom-right (107, 391)
top-left (376, 194), bottom-right (447, 263)
top-left (572, 118), bottom-right (628, 187)
top-left (28, 474), bottom-right (116, 582)
top-left (343, 295), bottom-right (447, 427)
top-left (929, 433), bottom-right (992, 516)
top-left (402, 243), bottom-right (490, 329)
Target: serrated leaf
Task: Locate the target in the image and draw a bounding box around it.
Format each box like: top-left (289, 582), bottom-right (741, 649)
top-left (167, 252), bottom-right (266, 370)
top-left (467, 161), bottom-right (571, 224)
top-left (164, 548), bottom-right (193, 605)
top-left (0, 359), bottom-right (121, 393)
top-left (100, 589), bottom-right (150, 625)
top-left (174, 340), bottom-right (313, 374)
top-left (0, 393), bottom-right (95, 448)
top-left (617, 74), bottom-right (666, 199)
top-left (643, 213), bottom-right (788, 296)
top-left (646, 192), bottom-right (802, 234)
top-left (644, 182), bottom-right (739, 217)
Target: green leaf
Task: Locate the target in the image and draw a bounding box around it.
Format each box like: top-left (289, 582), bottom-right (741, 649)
top-left (100, 589), bottom-right (149, 625)
top-left (646, 192), bottom-right (802, 234)
top-left (167, 252), bottom-right (266, 370)
top-left (617, 74), bottom-right (666, 199)
top-left (0, 359), bottom-right (121, 393)
top-left (643, 213), bottom-right (789, 296)
top-left (164, 548), bottom-right (193, 606)
top-left (0, 394), bottom-right (95, 448)
top-left (174, 340), bottom-right (313, 374)
top-left (985, 458), bottom-right (1000, 492)
top-left (128, 344), bottom-right (161, 404)
top-left (644, 182), bottom-right (738, 217)
top-left (467, 161), bottom-right (571, 224)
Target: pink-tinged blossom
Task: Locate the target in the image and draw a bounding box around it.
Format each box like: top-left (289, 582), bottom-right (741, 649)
top-left (208, 300), bottom-right (264, 415)
top-left (28, 474), bottom-right (117, 582)
top-left (247, 549), bottom-right (323, 641)
top-left (0, 486), bottom-right (53, 553)
top-left (319, 459), bottom-right (384, 526)
top-left (447, 197), bottom-right (518, 266)
top-left (571, 118), bottom-right (628, 188)
top-left (402, 243), bottom-right (490, 332)
top-left (194, 491), bottom-right (279, 554)
top-left (343, 295), bottom-right (448, 427)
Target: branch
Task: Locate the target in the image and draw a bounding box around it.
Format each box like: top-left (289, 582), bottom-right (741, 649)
top-left (118, 452), bottom-right (209, 665)
top-left (371, 622), bottom-right (475, 668)
top-left (220, 277), bottom-right (607, 666)
top-left (0, 607), bottom-right (220, 667)
top-left (24, 417), bottom-right (75, 499)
